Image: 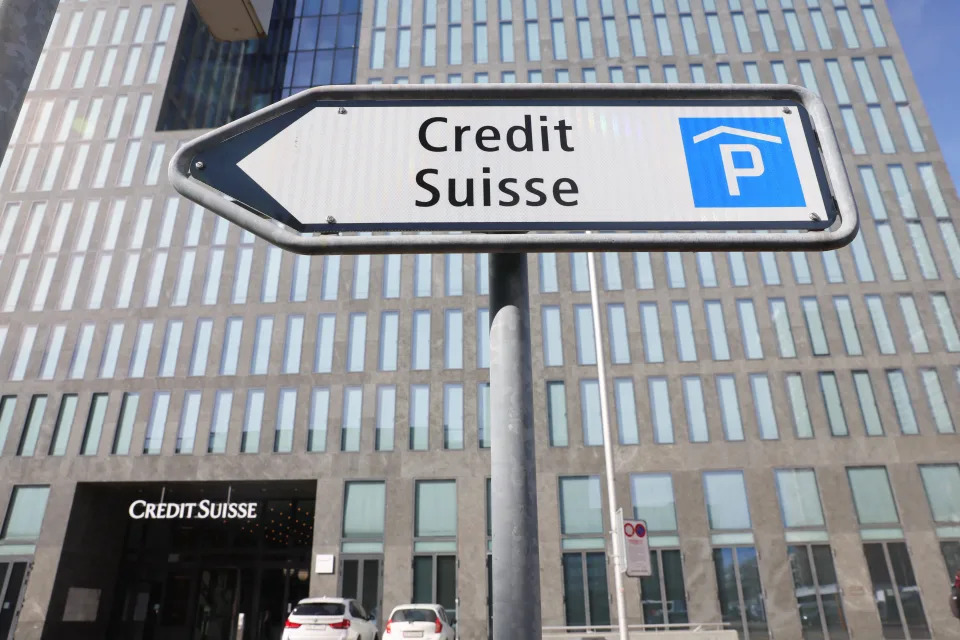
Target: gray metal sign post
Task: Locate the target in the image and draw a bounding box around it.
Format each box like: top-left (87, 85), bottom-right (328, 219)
top-left (168, 83), bottom-right (857, 640)
top-left (489, 252), bottom-right (541, 640)
top-left (0, 0), bottom-right (59, 167)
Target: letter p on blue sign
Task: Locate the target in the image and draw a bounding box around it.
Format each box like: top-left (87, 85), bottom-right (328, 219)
top-left (680, 117), bottom-right (806, 208)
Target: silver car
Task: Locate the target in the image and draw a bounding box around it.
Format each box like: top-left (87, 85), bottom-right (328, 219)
top-left (281, 597), bottom-right (380, 640)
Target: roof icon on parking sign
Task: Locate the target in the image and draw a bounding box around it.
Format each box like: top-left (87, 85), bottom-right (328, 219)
top-left (691, 126), bottom-right (783, 145)
top-left (680, 117), bottom-right (806, 208)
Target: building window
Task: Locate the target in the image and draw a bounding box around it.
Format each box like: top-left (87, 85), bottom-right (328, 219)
top-left (443, 384), bottom-right (464, 450)
top-left (274, 388), bottom-right (296, 453)
top-left (673, 302), bottom-right (697, 362)
top-left (737, 300), bottom-right (764, 359)
top-left (444, 310), bottom-right (463, 370)
top-left (865, 296), bottom-right (896, 354)
top-left (581, 380), bottom-right (602, 446)
top-left (819, 372), bottom-right (849, 437)
top-left (886, 370), bottom-right (919, 435)
top-left (630, 473), bottom-right (686, 624)
top-left (717, 375), bottom-right (745, 441)
top-left (920, 369), bottom-right (954, 434)
top-left (649, 377), bottom-right (673, 444)
top-left (378, 312), bottom-right (397, 372)
top-left (242, 390), bottom-right (264, 454)
top-left (853, 371), bottom-right (885, 436)
top-left (834, 297), bottom-right (863, 355)
top-left (17, 395), bottom-right (47, 457)
top-left (547, 381), bottom-right (569, 447)
top-left (412, 310), bottom-right (431, 371)
top-left (341, 386), bottom-right (362, 452)
top-left (250, 317), bottom-right (273, 375)
top-left (705, 301), bottom-right (731, 360)
top-left (410, 385), bottom-right (429, 450)
top-left (848, 466), bottom-right (931, 637)
top-left (559, 476), bottom-right (609, 626)
top-left (413, 481), bottom-right (458, 622)
top-left (931, 294), bottom-right (960, 352)
top-left (704, 470), bottom-right (767, 639)
top-left (776, 467), bottom-right (847, 640)
top-left (343, 481), bottom-right (386, 553)
top-left (144, 392), bottom-right (169, 455)
top-left (374, 386), bottom-right (394, 452)
top-left (634, 252), bottom-right (654, 289)
top-left (898, 296), bottom-right (929, 353)
top-left (81, 393), bottom-right (109, 456)
top-left (542, 307), bottom-right (564, 367)
top-left (0, 486), bottom-right (50, 552)
top-left (207, 391), bottom-right (231, 454)
top-left (683, 377), bottom-right (709, 443)
top-left (176, 391), bottom-right (202, 454)
top-left (757, 5), bottom-right (779, 52)
top-left (919, 464), bottom-right (960, 577)
top-left (652, 0), bottom-right (672, 56)
top-left (785, 374), bottom-right (814, 439)
top-left (614, 378), bottom-right (639, 445)
top-left (640, 303), bottom-right (664, 363)
top-left (574, 305), bottom-right (596, 365)
top-left (770, 299), bottom-right (797, 358)
top-left (309, 388), bottom-right (330, 453)
top-left (160, 0), bottom-right (360, 129)
top-left (478, 382), bottom-right (490, 449)
top-left (52, 395), bottom-right (80, 457)
top-left (626, 0), bottom-right (647, 55)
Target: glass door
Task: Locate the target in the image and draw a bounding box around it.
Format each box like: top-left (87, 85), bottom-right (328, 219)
top-left (561, 551), bottom-right (610, 628)
top-left (0, 560), bottom-right (31, 640)
top-left (639, 549), bottom-right (688, 626)
top-left (340, 556), bottom-right (383, 625)
top-left (787, 544), bottom-right (849, 640)
top-left (863, 542), bottom-right (931, 639)
top-left (192, 568), bottom-right (239, 640)
top-left (713, 546), bottom-right (769, 640)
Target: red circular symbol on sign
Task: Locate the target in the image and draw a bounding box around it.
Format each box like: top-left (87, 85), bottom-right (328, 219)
top-left (635, 523), bottom-right (647, 537)
top-left (623, 523), bottom-right (635, 537)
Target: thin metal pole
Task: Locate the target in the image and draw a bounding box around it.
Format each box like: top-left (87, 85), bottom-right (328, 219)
top-left (0, 0), bottom-right (59, 165)
top-left (585, 239), bottom-right (629, 640)
top-left (489, 252), bottom-right (541, 640)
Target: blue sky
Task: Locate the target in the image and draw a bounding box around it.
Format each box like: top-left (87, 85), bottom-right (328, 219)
top-left (887, 0), bottom-right (960, 192)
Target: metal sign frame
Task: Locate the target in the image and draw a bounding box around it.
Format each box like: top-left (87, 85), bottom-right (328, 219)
top-left (168, 83), bottom-right (858, 255)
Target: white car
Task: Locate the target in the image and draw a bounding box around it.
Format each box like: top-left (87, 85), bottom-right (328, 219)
top-left (281, 597), bottom-right (380, 640)
top-left (383, 604), bottom-right (455, 640)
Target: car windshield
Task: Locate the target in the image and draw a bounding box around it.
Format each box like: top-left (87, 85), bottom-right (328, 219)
top-left (392, 608), bottom-right (438, 622)
top-left (292, 602), bottom-right (345, 616)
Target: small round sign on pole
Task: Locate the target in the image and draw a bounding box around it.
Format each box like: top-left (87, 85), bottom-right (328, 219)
top-left (623, 523), bottom-right (635, 537)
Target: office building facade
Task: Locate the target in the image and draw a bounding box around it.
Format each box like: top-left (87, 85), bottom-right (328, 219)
top-left (0, 0), bottom-right (957, 638)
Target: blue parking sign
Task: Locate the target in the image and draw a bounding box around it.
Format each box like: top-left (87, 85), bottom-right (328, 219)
top-left (679, 117), bottom-right (806, 209)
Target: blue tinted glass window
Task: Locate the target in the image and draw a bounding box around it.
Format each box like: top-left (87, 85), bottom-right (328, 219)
top-left (581, 380), bottom-right (603, 446)
top-left (615, 378), bottom-right (639, 445)
top-left (751, 374), bottom-right (779, 440)
top-left (574, 305), bottom-right (597, 365)
top-left (649, 377), bottom-right (674, 444)
top-left (608, 304), bottom-right (631, 364)
top-left (640, 303), bottom-right (664, 363)
top-left (717, 376), bottom-right (744, 441)
top-left (684, 377), bottom-right (709, 443)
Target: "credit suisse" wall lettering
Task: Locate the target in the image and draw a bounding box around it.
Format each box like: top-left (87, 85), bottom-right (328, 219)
top-left (128, 499), bottom-right (258, 520)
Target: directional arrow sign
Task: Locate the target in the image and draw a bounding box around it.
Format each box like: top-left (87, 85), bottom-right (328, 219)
top-left (169, 84), bottom-right (857, 254)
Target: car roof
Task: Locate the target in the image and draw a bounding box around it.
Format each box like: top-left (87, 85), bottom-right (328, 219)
top-left (296, 597), bottom-right (352, 605)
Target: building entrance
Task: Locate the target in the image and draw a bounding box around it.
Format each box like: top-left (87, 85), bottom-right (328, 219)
top-left (44, 481), bottom-right (315, 640)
